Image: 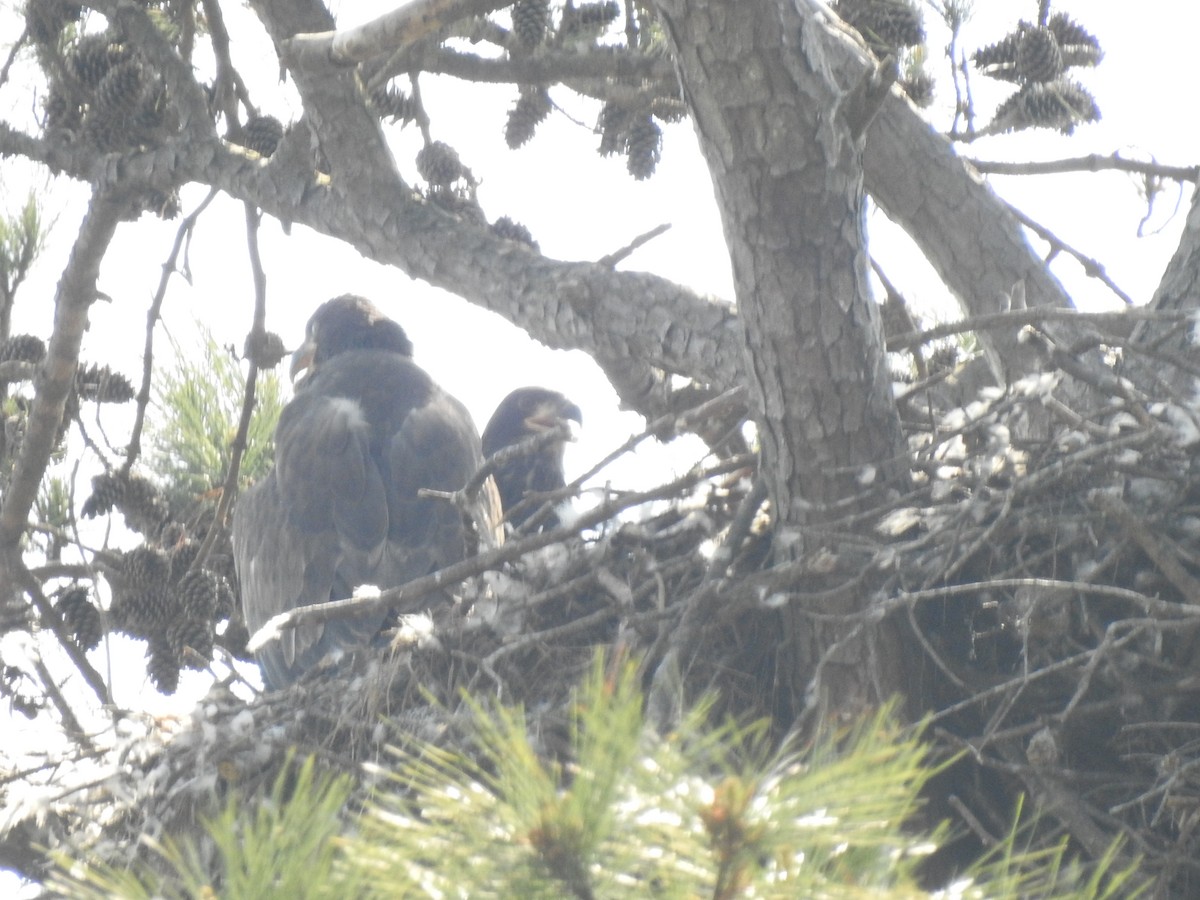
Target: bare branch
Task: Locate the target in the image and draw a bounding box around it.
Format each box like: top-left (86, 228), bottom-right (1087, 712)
top-left (249, 453), bottom-right (751, 648)
top-left (966, 152), bottom-right (1199, 184)
top-left (194, 202), bottom-right (268, 571)
top-left (122, 188), bottom-right (220, 476)
top-left (886, 306), bottom-right (1192, 353)
top-left (598, 223), bottom-right (672, 269)
top-left (1002, 199), bottom-right (1136, 306)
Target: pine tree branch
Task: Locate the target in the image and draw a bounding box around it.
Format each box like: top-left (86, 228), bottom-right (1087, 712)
top-left (13, 561), bottom-right (110, 708)
top-left (283, 0), bottom-right (513, 67)
top-left (194, 202), bottom-right (269, 571)
top-left (394, 43), bottom-right (675, 89)
top-left (885, 306), bottom-right (1192, 352)
top-left (0, 190), bottom-right (123, 547)
top-left (966, 152), bottom-right (1199, 183)
top-left (122, 188), bottom-right (220, 477)
top-left (86, 0), bottom-right (215, 142)
top-left (1001, 198), bottom-right (1136, 306)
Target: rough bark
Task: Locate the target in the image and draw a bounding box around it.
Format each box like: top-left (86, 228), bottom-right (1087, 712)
top-left (0, 0), bottom-right (1080, 423)
top-left (1128, 187), bottom-right (1200, 395)
top-left (653, 0), bottom-right (909, 718)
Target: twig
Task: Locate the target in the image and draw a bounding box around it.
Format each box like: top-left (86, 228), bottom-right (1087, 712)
top-left (886, 306), bottom-right (1190, 353)
top-left (248, 454), bottom-right (750, 647)
top-left (122, 187), bottom-right (219, 476)
top-left (1089, 491), bottom-right (1200, 605)
top-left (966, 152), bottom-right (1199, 184)
top-left (598, 223), bottom-right (671, 268)
top-left (459, 423), bottom-right (573, 504)
top-left (31, 655), bottom-right (90, 747)
top-left (1002, 200), bottom-right (1136, 306)
top-left (14, 561), bottom-right (110, 707)
top-left (199, 0), bottom-right (254, 128)
top-left (482, 604), bottom-right (617, 671)
top-left (193, 202), bottom-right (267, 571)
top-left (0, 25), bottom-right (27, 90)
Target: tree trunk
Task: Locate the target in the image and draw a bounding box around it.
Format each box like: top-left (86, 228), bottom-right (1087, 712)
top-left (654, 0), bottom-right (909, 720)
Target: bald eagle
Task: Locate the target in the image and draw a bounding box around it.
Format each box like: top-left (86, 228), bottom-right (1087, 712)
top-left (233, 295), bottom-right (498, 688)
top-left (483, 387), bottom-right (582, 532)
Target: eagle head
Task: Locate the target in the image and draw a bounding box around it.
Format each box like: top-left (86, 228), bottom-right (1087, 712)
top-left (290, 294), bottom-right (414, 382)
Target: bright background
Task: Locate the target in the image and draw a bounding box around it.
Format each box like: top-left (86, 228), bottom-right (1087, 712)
top-left (0, 3), bottom-right (1197, 879)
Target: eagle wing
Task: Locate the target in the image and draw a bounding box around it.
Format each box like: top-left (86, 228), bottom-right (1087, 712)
top-left (234, 352), bottom-right (489, 688)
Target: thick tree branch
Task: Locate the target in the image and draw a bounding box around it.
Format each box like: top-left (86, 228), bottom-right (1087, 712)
top-left (0, 191), bottom-right (123, 547)
top-left (284, 0), bottom-right (512, 67)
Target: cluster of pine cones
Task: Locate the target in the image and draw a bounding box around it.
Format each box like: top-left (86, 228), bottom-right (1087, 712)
top-left (1, 335), bottom-right (135, 495)
top-left (74, 471), bottom-right (250, 694)
top-left (504, 1), bottom-right (681, 180)
top-left (832, 0), bottom-right (932, 107)
top-left (973, 2), bottom-right (1102, 135)
top-left (28, 1), bottom-right (181, 218)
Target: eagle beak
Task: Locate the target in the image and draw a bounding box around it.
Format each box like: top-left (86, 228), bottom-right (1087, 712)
top-left (289, 339), bottom-right (317, 383)
top-left (526, 400), bottom-right (583, 439)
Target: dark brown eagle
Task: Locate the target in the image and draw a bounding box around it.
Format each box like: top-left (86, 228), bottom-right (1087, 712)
top-left (233, 295), bottom-right (497, 688)
top-left (483, 387), bottom-right (582, 532)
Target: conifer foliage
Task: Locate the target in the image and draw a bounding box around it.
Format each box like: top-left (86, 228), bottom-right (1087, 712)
top-left (49, 656), bottom-right (1140, 899)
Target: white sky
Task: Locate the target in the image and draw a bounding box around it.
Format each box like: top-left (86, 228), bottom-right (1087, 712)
top-left (1, 1), bottom-right (1199, 883)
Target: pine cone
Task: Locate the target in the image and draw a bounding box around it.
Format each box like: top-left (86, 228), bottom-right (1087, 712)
top-left (576, 1), bottom-right (621, 28)
top-left (649, 97), bottom-right (688, 123)
top-left (113, 587), bottom-right (173, 637)
top-left (505, 86), bottom-right (552, 149)
top-left (137, 189), bottom-right (182, 221)
top-left (177, 569), bottom-right (219, 620)
top-left (75, 364), bottom-right (136, 403)
top-left (0, 335), bottom-right (46, 365)
top-left (169, 539), bottom-right (201, 582)
top-left (973, 29), bottom-right (1024, 82)
top-left (834, 0), bottom-right (924, 54)
top-left (215, 574), bottom-right (237, 621)
top-left (167, 617), bottom-right (214, 668)
top-left (146, 637), bottom-right (181, 693)
top-left (120, 545), bottom-right (171, 591)
top-left (69, 35), bottom-right (129, 90)
top-left (119, 473), bottom-right (171, 536)
top-left (370, 85), bottom-right (416, 124)
top-left (992, 79), bottom-right (1100, 135)
top-left (512, 0), bottom-right (550, 47)
top-left (598, 100), bottom-right (634, 157)
top-left (491, 216), bottom-right (539, 249)
top-left (927, 343), bottom-right (961, 374)
top-left (416, 141), bottom-right (468, 187)
top-left (1016, 26), bottom-right (1063, 84)
top-left (95, 60), bottom-right (147, 116)
top-left (240, 115), bottom-right (284, 157)
top-left (900, 71), bottom-right (935, 107)
top-left (217, 617), bottom-right (252, 660)
top-left (82, 472), bottom-right (125, 518)
top-left (626, 115), bottom-right (661, 180)
top-left (56, 586), bottom-right (103, 652)
top-left (83, 114), bottom-right (129, 152)
top-left (561, 1), bottom-right (621, 36)
top-left (1047, 12), bottom-right (1101, 54)
top-left (43, 87), bottom-right (83, 135)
